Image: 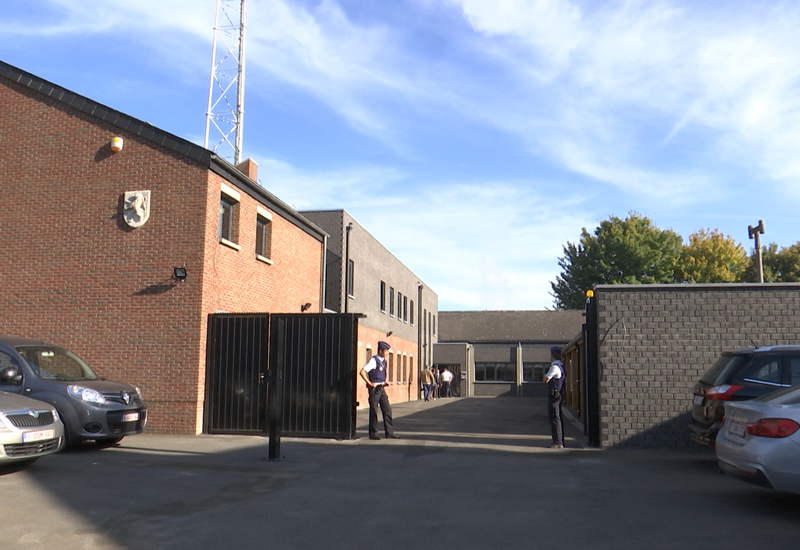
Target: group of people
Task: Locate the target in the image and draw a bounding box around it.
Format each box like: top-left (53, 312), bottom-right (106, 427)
top-left (360, 340), bottom-right (568, 449)
top-left (420, 365), bottom-right (453, 401)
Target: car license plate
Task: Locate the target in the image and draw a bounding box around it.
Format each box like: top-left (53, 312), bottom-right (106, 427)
top-left (122, 412), bottom-right (139, 422)
top-left (23, 429), bottom-right (55, 442)
top-left (729, 421), bottom-right (746, 438)
top-left (692, 395), bottom-right (704, 406)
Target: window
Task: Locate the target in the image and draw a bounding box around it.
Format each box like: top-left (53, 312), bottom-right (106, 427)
top-left (475, 362), bottom-right (516, 382)
top-left (397, 292), bottom-right (403, 321)
top-left (389, 287), bottom-right (395, 316)
top-left (220, 196), bottom-right (235, 241)
top-left (403, 296), bottom-right (408, 322)
top-left (523, 362), bottom-right (551, 382)
top-left (410, 301), bottom-right (415, 325)
top-left (365, 347), bottom-right (372, 364)
top-left (346, 259), bottom-right (355, 297)
top-left (739, 358), bottom-right (783, 386)
top-left (255, 206), bottom-right (273, 262)
top-left (388, 352), bottom-right (394, 382)
top-left (380, 282), bottom-right (386, 312)
top-left (433, 315), bottom-right (436, 335)
top-left (402, 355), bottom-right (407, 383)
top-left (219, 183), bottom-right (241, 247)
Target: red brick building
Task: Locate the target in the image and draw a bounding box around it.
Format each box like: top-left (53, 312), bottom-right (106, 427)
top-left (0, 61), bottom-right (326, 434)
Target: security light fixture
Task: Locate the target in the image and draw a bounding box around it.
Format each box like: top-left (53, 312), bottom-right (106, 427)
top-left (386, 331), bottom-right (393, 337)
top-left (110, 137), bottom-right (124, 152)
top-left (301, 303), bottom-right (312, 312)
top-left (173, 266), bottom-right (188, 282)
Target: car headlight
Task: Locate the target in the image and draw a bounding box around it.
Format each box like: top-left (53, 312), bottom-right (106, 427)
top-left (51, 408), bottom-right (60, 422)
top-left (135, 386), bottom-right (143, 400)
top-left (68, 385), bottom-right (106, 404)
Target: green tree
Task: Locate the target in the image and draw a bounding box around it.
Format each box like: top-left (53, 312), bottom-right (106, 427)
top-left (677, 229), bottom-right (748, 283)
top-left (551, 213), bottom-right (683, 309)
top-left (743, 242), bottom-right (800, 282)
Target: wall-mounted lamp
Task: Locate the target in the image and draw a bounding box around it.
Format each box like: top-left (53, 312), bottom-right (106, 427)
top-left (110, 137), bottom-right (124, 152)
top-left (301, 303), bottom-right (312, 312)
top-left (386, 331), bottom-right (393, 337)
top-left (173, 266), bottom-right (187, 282)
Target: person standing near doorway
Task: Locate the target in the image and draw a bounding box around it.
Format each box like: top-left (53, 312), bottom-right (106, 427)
top-left (440, 367), bottom-right (454, 397)
top-left (359, 341), bottom-right (398, 440)
top-left (421, 365), bottom-right (435, 402)
top-left (544, 346), bottom-right (566, 449)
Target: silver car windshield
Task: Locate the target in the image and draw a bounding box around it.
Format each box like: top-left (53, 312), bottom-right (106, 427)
top-left (16, 347), bottom-right (100, 381)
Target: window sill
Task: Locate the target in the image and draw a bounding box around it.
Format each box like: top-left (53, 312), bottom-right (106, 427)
top-left (220, 238), bottom-right (241, 251)
top-left (256, 254), bottom-right (273, 265)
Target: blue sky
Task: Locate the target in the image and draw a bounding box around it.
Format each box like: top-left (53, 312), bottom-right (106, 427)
top-left (4, 0), bottom-right (799, 310)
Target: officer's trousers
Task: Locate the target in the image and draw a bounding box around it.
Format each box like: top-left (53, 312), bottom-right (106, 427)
top-left (548, 394), bottom-right (564, 446)
top-left (368, 385), bottom-right (394, 437)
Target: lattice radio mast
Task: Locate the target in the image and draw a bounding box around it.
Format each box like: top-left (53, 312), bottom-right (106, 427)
top-left (204, 0), bottom-right (247, 164)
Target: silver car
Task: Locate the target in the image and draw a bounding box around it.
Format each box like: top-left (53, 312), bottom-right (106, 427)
top-left (0, 390), bottom-right (64, 466)
top-left (716, 385), bottom-right (800, 493)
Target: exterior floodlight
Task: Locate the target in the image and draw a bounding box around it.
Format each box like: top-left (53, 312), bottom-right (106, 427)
top-left (173, 267), bottom-right (187, 282)
top-left (110, 137), bottom-right (124, 152)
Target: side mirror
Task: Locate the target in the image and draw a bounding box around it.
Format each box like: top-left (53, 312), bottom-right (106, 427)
top-left (0, 365), bottom-right (22, 386)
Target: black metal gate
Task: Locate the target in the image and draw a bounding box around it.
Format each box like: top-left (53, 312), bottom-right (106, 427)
top-left (205, 314), bottom-right (269, 434)
top-left (205, 313), bottom-right (360, 439)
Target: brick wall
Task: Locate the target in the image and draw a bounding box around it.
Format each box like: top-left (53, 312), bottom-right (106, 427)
top-left (595, 284), bottom-right (800, 448)
top-left (0, 76), bottom-right (323, 434)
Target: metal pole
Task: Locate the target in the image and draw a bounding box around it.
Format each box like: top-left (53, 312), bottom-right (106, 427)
top-left (234, 0), bottom-right (247, 164)
top-left (204, 0), bottom-right (222, 150)
top-left (748, 220), bottom-right (765, 283)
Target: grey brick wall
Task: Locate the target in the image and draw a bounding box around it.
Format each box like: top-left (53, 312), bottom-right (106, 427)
top-left (595, 283), bottom-right (800, 448)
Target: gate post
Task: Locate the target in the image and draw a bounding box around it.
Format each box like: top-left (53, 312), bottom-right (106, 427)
top-left (267, 318), bottom-right (285, 460)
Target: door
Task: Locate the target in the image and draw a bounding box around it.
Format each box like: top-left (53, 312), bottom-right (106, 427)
top-left (204, 314), bottom-right (269, 434)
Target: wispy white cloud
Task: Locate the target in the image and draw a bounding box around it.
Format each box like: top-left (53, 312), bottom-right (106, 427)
top-left (256, 154), bottom-right (593, 309)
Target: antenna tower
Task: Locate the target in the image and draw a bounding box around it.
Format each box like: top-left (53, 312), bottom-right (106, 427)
top-left (204, 0), bottom-right (247, 164)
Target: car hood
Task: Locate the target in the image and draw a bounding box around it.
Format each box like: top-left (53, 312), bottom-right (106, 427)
top-left (0, 390), bottom-right (56, 414)
top-left (43, 379), bottom-right (139, 394)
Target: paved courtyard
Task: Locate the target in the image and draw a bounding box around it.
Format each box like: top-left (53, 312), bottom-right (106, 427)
top-left (2, 397), bottom-right (800, 549)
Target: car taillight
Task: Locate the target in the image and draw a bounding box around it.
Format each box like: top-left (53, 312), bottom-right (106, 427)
top-left (705, 385), bottom-right (745, 400)
top-left (745, 418), bottom-right (800, 438)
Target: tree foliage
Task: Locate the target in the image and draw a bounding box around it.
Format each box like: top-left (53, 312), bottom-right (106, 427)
top-left (677, 229), bottom-right (748, 283)
top-left (551, 213), bottom-right (683, 309)
top-left (743, 242), bottom-right (800, 282)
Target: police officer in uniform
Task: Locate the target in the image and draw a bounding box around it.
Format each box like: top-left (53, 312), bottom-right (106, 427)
top-left (544, 346), bottom-right (566, 448)
top-left (359, 341), bottom-right (398, 440)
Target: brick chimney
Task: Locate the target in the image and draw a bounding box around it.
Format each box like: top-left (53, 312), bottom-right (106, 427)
top-left (235, 158), bottom-right (258, 182)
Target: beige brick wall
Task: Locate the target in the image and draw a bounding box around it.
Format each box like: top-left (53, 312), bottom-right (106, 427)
top-left (594, 284), bottom-right (800, 448)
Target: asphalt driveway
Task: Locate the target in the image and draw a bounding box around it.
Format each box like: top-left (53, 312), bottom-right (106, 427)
top-left (2, 397), bottom-right (800, 549)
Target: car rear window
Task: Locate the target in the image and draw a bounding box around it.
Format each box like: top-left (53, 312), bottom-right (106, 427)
top-left (732, 355), bottom-right (783, 385)
top-left (699, 354), bottom-right (748, 385)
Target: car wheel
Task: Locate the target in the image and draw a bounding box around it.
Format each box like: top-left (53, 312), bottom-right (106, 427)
top-left (95, 437), bottom-right (124, 447)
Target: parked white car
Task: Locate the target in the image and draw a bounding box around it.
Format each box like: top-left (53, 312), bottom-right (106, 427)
top-left (716, 384), bottom-right (800, 493)
top-left (0, 390), bottom-right (64, 467)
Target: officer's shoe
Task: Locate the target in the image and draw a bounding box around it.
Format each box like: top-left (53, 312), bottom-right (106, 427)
top-left (369, 435), bottom-right (381, 440)
top-left (548, 443), bottom-right (564, 449)
top-left (386, 434), bottom-right (399, 439)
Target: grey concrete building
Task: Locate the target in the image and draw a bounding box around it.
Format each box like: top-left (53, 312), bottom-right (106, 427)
top-left (435, 310), bottom-right (584, 398)
top-left (300, 209), bottom-right (438, 406)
